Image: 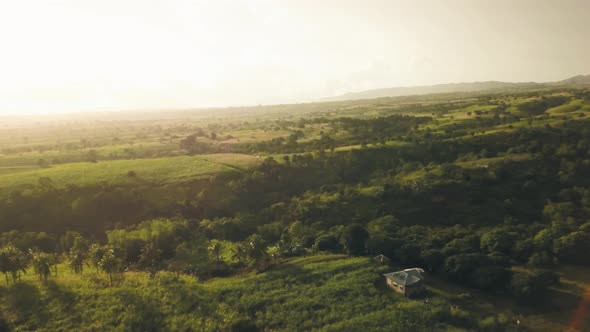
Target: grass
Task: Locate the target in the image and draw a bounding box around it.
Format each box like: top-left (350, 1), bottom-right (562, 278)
top-left (2, 256), bottom-right (588, 331)
top-left (0, 255), bottom-right (466, 332)
top-left (420, 264), bottom-right (590, 332)
top-left (0, 153), bottom-right (259, 197)
top-left (333, 140), bottom-right (408, 152)
top-left (0, 141), bottom-right (175, 168)
top-left (222, 128), bottom-right (292, 143)
top-left (455, 154), bottom-right (533, 169)
top-left (546, 99), bottom-right (584, 114)
top-left (0, 166), bottom-right (37, 175)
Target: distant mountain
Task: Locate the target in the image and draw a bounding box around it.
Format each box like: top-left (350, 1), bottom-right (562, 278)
top-left (323, 75), bottom-right (589, 102)
top-left (556, 74), bottom-right (590, 85)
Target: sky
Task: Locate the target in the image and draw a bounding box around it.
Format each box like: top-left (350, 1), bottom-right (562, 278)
top-left (0, 0), bottom-right (589, 114)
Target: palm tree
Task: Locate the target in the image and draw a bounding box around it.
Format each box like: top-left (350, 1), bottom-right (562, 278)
top-left (67, 249), bottom-right (85, 274)
top-left (138, 243), bottom-right (162, 278)
top-left (99, 248), bottom-right (120, 286)
top-left (208, 240), bottom-right (223, 263)
top-left (0, 245), bottom-right (28, 285)
top-left (267, 245), bottom-right (282, 263)
top-left (87, 243), bottom-right (105, 274)
top-left (0, 246), bottom-right (12, 285)
top-left (30, 250), bottom-right (54, 283)
top-left (12, 247), bottom-right (29, 282)
top-left (245, 234), bottom-right (268, 271)
top-left (230, 243), bottom-right (248, 266)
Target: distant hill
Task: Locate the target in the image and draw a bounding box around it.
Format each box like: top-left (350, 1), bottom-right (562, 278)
top-left (323, 75), bottom-right (590, 102)
top-left (556, 74), bottom-right (590, 85)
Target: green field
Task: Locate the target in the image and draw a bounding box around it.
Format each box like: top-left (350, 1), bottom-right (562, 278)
top-left (0, 255), bottom-right (511, 332)
top-left (0, 153), bottom-right (258, 197)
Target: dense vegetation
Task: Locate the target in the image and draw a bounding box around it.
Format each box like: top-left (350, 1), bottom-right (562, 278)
top-left (1, 86), bottom-right (590, 331)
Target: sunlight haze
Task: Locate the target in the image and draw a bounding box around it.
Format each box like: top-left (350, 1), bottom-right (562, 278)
top-left (1, 0), bottom-right (589, 114)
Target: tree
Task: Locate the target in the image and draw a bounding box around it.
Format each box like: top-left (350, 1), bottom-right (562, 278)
top-left (87, 149), bottom-right (98, 163)
top-left (230, 243), bottom-right (248, 266)
top-left (37, 158), bottom-right (50, 168)
top-left (314, 234), bottom-right (342, 252)
top-left (0, 245), bottom-right (28, 285)
top-left (528, 251), bottom-right (556, 267)
top-left (99, 248), bottom-right (121, 286)
top-left (443, 254), bottom-right (487, 282)
top-left (340, 224), bottom-right (369, 256)
top-left (138, 243), bottom-right (163, 278)
top-left (238, 234), bottom-right (268, 270)
top-left (470, 266), bottom-right (512, 291)
top-left (180, 134), bottom-right (197, 150)
top-left (30, 250), bottom-right (54, 283)
top-left (513, 238), bottom-right (535, 262)
top-left (208, 240), bottom-right (223, 263)
top-left (442, 235), bottom-right (479, 256)
top-left (553, 231), bottom-right (590, 265)
top-left (37, 177), bottom-right (55, 192)
top-left (421, 249), bottom-right (445, 272)
top-left (367, 215), bottom-right (399, 237)
top-left (395, 243), bottom-right (422, 266)
top-left (366, 235), bottom-right (398, 257)
top-left (510, 272), bottom-right (549, 303)
top-left (67, 248), bottom-right (85, 274)
top-left (87, 243), bottom-right (105, 274)
top-left (480, 229), bottom-right (513, 255)
top-left (0, 246), bottom-right (13, 284)
top-left (59, 231), bottom-right (88, 253)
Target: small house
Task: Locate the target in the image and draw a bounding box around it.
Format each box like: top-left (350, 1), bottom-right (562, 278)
top-left (373, 254), bottom-right (391, 265)
top-left (383, 268), bottom-right (425, 297)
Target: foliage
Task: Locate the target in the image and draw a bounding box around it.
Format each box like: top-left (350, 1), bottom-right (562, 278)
top-left (30, 251), bottom-right (55, 283)
top-left (1, 87), bottom-right (590, 330)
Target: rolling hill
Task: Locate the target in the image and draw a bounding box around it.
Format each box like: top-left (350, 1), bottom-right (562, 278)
top-left (323, 74), bottom-right (590, 102)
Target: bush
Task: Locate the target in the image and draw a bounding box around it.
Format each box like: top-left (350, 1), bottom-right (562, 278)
top-left (314, 234), bottom-right (342, 252)
top-left (478, 314), bottom-right (510, 331)
top-left (528, 251), bottom-right (556, 267)
top-left (227, 319), bottom-right (258, 332)
top-left (510, 272), bottom-right (548, 303)
top-left (470, 266), bottom-right (512, 291)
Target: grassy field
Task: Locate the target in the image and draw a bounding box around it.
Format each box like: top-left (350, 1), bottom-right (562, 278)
top-left (0, 255), bottom-right (468, 332)
top-left (0, 153), bottom-right (259, 197)
top-left (6, 254), bottom-right (585, 331)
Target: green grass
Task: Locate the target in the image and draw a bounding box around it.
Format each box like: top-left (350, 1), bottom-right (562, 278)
top-left (2, 254), bottom-right (587, 331)
top-left (455, 154), bottom-right (533, 169)
top-left (333, 140), bottom-right (408, 152)
top-left (0, 141), bottom-right (175, 168)
top-left (0, 255), bottom-right (466, 331)
top-left (222, 128), bottom-right (292, 143)
top-left (0, 153), bottom-right (259, 197)
top-left (546, 99), bottom-right (584, 114)
top-left (0, 166), bottom-right (37, 175)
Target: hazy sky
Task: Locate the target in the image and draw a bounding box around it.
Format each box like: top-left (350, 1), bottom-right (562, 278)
top-left (1, 0), bottom-right (589, 114)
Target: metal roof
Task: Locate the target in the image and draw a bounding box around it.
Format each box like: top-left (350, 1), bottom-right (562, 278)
top-left (383, 268), bottom-right (424, 286)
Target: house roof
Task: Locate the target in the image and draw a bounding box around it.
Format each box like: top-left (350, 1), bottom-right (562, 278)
top-left (373, 254), bottom-right (391, 262)
top-left (383, 268), bottom-right (425, 286)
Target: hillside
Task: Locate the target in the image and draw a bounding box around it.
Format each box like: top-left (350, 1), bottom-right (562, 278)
top-left (323, 81), bottom-right (539, 101)
top-left (0, 255), bottom-right (511, 331)
top-left (557, 74), bottom-right (590, 85)
top-left (323, 74), bottom-right (589, 102)
top-left (0, 153), bottom-right (258, 198)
